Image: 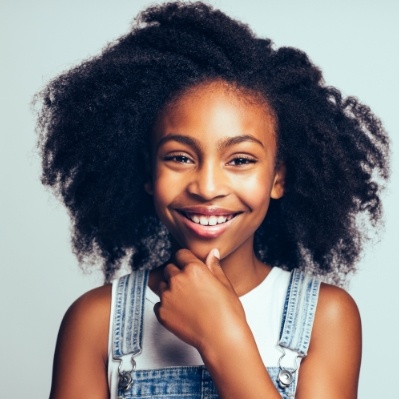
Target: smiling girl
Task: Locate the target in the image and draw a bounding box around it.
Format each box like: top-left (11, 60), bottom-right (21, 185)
top-left (36, 2), bottom-right (389, 399)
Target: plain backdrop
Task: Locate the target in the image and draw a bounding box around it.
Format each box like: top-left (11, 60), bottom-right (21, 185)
top-left (1, 0), bottom-right (398, 397)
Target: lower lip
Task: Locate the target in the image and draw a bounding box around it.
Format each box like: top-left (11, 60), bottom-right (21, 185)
top-left (179, 214), bottom-right (236, 238)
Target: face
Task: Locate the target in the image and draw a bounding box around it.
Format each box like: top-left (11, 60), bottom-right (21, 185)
top-left (146, 81), bottom-right (285, 262)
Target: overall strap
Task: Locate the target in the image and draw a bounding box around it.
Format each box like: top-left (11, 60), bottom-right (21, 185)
top-left (279, 269), bottom-right (321, 357)
top-left (112, 269), bottom-right (149, 359)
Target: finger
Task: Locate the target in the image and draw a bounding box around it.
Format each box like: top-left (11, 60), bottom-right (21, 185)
top-left (173, 248), bottom-right (203, 269)
top-left (205, 248), bottom-right (220, 273)
top-left (163, 263), bottom-right (180, 282)
top-left (205, 248), bottom-right (231, 286)
top-left (205, 248), bottom-right (220, 268)
top-left (157, 280), bottom-right (168, 295)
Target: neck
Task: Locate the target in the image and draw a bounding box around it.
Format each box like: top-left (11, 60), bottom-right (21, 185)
top-left (218, 242), bottom-right (271, 297)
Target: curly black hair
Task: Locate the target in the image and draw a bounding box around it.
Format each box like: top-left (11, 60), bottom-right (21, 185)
top-left (35, 1), bottom-right (390, 284)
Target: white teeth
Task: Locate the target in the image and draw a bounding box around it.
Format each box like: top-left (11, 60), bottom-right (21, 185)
top-left (192, 215), bottom-right (200, 224)
top-left (208, 216), bottom-right (218, 226)
top-left (217, 216), bottom-right (227, 224)
top-left (186, 213), bottom-right (233, 225)
top-left (199, 216), bottom-right (208, 225)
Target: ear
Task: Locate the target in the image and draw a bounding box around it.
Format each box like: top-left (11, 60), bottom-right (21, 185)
top-left (144, 181), bottom-right (153, 195)
top-left (270, 162), bottom-right (286, 199)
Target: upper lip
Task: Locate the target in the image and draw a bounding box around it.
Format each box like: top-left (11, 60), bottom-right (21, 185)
top-left (175, 206), bottom-right (242, 216)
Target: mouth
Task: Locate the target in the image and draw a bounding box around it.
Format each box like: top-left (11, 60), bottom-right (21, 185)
top-left (181, 212), bottom-right (237, 226)
top-left (173, 207), bottom-right (242, 239)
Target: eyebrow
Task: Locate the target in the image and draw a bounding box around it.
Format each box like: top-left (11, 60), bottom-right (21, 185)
top-left (156, 134), bottom-right (264, 152)
top-left (156, 135), bottom-right (203, 152)
top-left (217, 135), bottom-right (264, 150)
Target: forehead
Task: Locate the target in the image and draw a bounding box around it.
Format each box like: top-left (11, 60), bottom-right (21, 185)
top-left (154, 80), bottom-right (277, 143)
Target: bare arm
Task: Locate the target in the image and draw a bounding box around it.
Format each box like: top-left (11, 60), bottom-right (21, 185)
top-left (195, 285), bottom-right (361, 399)
top-left (296, 283), bottom-right (362, 398)
top-left (198, 321), bottom-right (282, 398)
top-left (49, 285), bottom-right (111, 399)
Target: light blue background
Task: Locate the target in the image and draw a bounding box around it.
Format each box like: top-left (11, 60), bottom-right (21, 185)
top-left (1, 1), bottom-right (398, 397)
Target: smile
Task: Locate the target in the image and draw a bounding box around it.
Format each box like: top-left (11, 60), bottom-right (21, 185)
top-left (174, 207), bottom-right (241, 239)
top-left (184, 213), bottom-right (236, 226)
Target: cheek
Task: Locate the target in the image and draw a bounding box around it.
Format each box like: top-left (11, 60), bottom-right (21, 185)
top-left (153, 169), bottom-right (181, 199)
top-left (151, 169), bottom-right (184, 221)
top-left (239, 171), bottom-right (275, 204)
top-left (152, 182), bottom-right (170, 212)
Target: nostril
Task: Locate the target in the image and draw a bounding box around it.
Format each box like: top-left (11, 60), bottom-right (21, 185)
top-left (186, 172), bottom-right (229, 200)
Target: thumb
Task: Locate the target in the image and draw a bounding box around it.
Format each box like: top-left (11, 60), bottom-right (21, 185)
top-left (205, 248), bottom-right (220, 270)
top-left (205, 248), bottom-right (230, 285)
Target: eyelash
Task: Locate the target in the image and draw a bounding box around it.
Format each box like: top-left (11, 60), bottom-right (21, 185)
top-left (228, 155), bottom-right (257, 166)
top-left (163, 153), bottom-right (257, 166)
top-left (163, 153), bottom-right (193, 164)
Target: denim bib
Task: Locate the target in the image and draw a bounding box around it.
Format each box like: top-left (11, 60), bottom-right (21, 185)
top-left (112, 269), bottom-right (320, 399)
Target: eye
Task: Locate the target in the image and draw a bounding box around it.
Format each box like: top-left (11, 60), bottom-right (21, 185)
top-left (228, 155), bottom-right (257, 166)
top-left (164, 153), bottom-right (193, 164)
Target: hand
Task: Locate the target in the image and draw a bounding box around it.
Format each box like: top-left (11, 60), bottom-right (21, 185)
top-left (153, 248), bottom-right (247, 353)
top-left (154, 249), bottom-right (283, 399)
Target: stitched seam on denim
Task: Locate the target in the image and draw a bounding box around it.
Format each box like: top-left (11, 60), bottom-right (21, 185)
top-left (125, 366), bottom-right (295, 398)
top-left (279, 269), bottom-right (321, 356)
top-left (113, 275), bottom-right (129, 358)
top-left (123, 270), bottom-right (149, 355)
top-left (279, 269), bottom-right (301, 349)
top-left (279, 270), bottom-right (294, 338)
top-left (113, 271), bottom-right (149, 358)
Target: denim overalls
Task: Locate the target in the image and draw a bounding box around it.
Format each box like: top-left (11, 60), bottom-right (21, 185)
top-left (112, 269), bottom-right (321, 399)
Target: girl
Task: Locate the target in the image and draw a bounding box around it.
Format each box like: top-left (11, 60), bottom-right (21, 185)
top-left (36, 2), bottom-right (389, 398)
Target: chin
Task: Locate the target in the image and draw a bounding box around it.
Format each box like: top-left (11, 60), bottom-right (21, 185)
top-left (178, 241), bottom-right (219, 262)
top-left (188, 246), bottom-right (213, 262)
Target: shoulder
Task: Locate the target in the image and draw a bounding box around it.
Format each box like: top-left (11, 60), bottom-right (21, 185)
top-left (313, 282), bottom-right (361, 339)
top-left (50, 284), bottom-right (113, 398)
top-left (66, 283), bottom-right (112, 318)
top-left (310, 282), bottom-right (361, 351)
top-left (62, 284), bottom-right (112, 334)
top-left (56, 283), bottom-right (113, 368)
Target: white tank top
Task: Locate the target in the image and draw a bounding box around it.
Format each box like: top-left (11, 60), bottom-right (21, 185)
top-left (107, 267), bottom-right (296, 395)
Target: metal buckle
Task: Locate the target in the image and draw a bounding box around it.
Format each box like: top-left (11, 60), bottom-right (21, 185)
top-left (277, 347), bottom-right (302, 388)
top-left (116, 354), bottom-right (137, 391)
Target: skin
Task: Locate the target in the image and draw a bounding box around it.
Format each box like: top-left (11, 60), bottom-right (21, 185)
top-left (49, 81), bottom-right (361, 399)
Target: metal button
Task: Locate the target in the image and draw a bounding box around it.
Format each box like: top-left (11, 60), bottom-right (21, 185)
top-left (118, 372), bottom-right (133, 391)
top-left (278, 369), bottom-right (293, 387)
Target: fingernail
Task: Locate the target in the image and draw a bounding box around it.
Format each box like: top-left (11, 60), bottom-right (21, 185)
top-left (213, 248), bottom-right (220, 259)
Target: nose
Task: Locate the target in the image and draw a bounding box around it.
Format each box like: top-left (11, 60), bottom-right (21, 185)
top-left (187, 162), bottom-right (229, 200)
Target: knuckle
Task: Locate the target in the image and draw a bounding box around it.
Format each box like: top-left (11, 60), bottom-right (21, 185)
top-left (176, 248), bottom-right (190, 257)
top-left (164, 263), bottom-right (175, 276)
top-left (185, 261), bottom-right (202, 276)
top-left (175, 248), bottom-right (193, 262)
